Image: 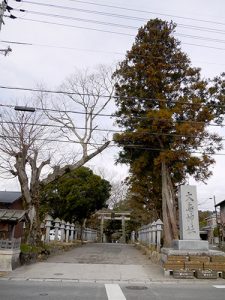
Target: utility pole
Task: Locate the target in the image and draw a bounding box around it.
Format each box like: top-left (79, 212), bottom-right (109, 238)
top-left (213, 195), bottom-right (221, 247)
top-left (0, 0), bottom-right (7, 32)
top-left (0, 1), bottom-right (12, 56)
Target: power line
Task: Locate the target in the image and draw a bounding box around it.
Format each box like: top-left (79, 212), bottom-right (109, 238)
top-left (12, 8), bottom-right (139, 31)
top-left (0, 39), bottom-right (125, 56)
top-left (0, 99), bottom-right (225, 130)
top-left (13, 0), bottom-right (225, 29)
top-left (1, 39), bottom-right (225, 66)
top-left (1, 133), bottom-right (224, 156)
top-left (1, 120), bottom-right (224, 142)
top-left (37, 0), bottom-right (225, 27)
top-left (11, 7), bottom-right (225, 37)
top-left (6, 16), bottom-right (134, 37)
top-left (14, 0), bottom-right (153, 23)
top-left (6, 16), bottom-right (225, 52)
top-left (1, 119), bottom-right (119, 132)
top-left (1, 85), bottom-right (225, 112)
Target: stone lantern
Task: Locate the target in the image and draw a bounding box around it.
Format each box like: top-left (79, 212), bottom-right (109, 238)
top-left (44, 215), bottom-right (53, 243)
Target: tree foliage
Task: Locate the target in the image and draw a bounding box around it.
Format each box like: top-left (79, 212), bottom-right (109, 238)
top-left (198, 210), bottom-right (211, 229)
top-left (113, 19), bottom-right (224, 246)
top-left (40, 167), bottom-right (111, 225)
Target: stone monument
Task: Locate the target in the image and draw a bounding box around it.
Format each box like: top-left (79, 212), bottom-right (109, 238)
top-left (173, 185), bottom-right (208, 250)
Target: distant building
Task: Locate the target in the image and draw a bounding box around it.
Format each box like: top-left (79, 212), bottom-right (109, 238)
top-left (0, 191), bottom-right (25, 240)
top-left (0, 191), bottom-right (27, 271)
top-left (201, 212), bottom-right (219, 244)
top-left (215, 200), bottom-right (225, 245)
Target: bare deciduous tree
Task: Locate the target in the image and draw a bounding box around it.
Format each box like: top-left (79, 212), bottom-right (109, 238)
top-left (0, 109), bottom-right (51, 244)
top-left (0, 65), bottom-right (116, 245)
top-left (39, 65), bottom-right (115, 184)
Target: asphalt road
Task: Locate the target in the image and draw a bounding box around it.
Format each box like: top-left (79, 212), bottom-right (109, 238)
top-left (1, 243), bottom-right (225, 299)
top-left (5, 243), bottom-right (163, 282)
top-left (0, 281), bottom-right (225, 300)
top-left (46, 242), bottom-right (151, 264)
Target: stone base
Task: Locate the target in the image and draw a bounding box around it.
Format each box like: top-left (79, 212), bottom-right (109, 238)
top-left (161, 247), bottom-right (225, 263)
top-left (173, 240), bottom-right (209, 251)
top-left (0, 249), bottom-right (21, 271)
top-left (195, 270), bottom-right (218, 279)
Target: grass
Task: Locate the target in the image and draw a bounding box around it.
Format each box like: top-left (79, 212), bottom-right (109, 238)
top-left (20, 243), bottom-right (50, 254)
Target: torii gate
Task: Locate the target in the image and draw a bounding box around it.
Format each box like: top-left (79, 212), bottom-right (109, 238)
top-left (97, 211), bottom-right (130, 243)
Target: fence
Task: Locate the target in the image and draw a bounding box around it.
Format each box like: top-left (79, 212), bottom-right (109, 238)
top-left (0, 238), bottom-right (21, 250)
top-left (43, 215), bottom-right (97, 243)
top-left (136, 219), bottom-right (163, 251)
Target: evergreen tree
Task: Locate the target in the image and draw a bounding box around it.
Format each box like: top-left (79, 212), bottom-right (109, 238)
top-left (40, 167), bottom-right (111, 226)
top-left (113, 19), bottom-right (223, 246)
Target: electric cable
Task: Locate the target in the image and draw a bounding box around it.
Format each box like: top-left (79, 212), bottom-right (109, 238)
top-left (1, 85), bottom-right (225, 112)
top-left (15, 0), bottom-right (225, 27)
top-left (10, 7), bottom-right (225, 36)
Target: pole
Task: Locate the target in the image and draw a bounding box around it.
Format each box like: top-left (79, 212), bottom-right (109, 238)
top-left (214, 195), bottom-right (221, 247)
top-left (121, 215), bottom-right (126, 243)
top-left (0, 0), bottom-right (7, 32)
top-left (100, 215), bottom-right (104, 243)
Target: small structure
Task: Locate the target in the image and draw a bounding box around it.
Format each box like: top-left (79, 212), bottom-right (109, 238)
top-left (0, 191), bottom-right (24, 239)
top-left (0, 191), bottom-right (26, 271)
top-left (0, 191), bottom-right (22, 209)
top-left (0, 209), bottom-right (27, 271)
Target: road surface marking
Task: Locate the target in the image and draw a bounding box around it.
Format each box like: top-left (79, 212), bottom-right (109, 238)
top-left (213, 285), bottom-right (225, 289)
top-left (105, 284), bottom-right (126, 300)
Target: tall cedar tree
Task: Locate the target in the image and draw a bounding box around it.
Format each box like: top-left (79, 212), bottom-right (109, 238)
top-left (113, 19), bottom-right (223, 247)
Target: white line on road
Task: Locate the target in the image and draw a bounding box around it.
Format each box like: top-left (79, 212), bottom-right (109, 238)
top-left (105, 284), bottom-right (126, 300)
top-left (213, 285), bottom-right (225, 289)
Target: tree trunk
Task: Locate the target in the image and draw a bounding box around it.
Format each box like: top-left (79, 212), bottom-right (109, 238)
top-left (26, 189), bottom-right (42, 246)
top-left (27, 187), bottom-right (41, 245)
top-left (161, 160), bottom-right (178, 247)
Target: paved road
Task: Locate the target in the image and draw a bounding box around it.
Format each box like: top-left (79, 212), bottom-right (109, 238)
top-left (1, 243), bottom-right (225, 299)
top-left (4, 243), bottom-right (164, 283)
top-left (0, 281), bottom-right (225, 300)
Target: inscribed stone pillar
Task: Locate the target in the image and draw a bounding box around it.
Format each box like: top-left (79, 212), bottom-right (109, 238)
top-left (173, 185), bottom-right (208, 250)
top-left (179, 185), bottom-right (199, 240)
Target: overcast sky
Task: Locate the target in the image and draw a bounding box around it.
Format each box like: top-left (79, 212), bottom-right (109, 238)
top-left (0, 0), bottom-right (225, 210)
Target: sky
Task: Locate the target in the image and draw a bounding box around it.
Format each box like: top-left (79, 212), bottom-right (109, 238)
top-left (0, 0), bottom-right (225, 210)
